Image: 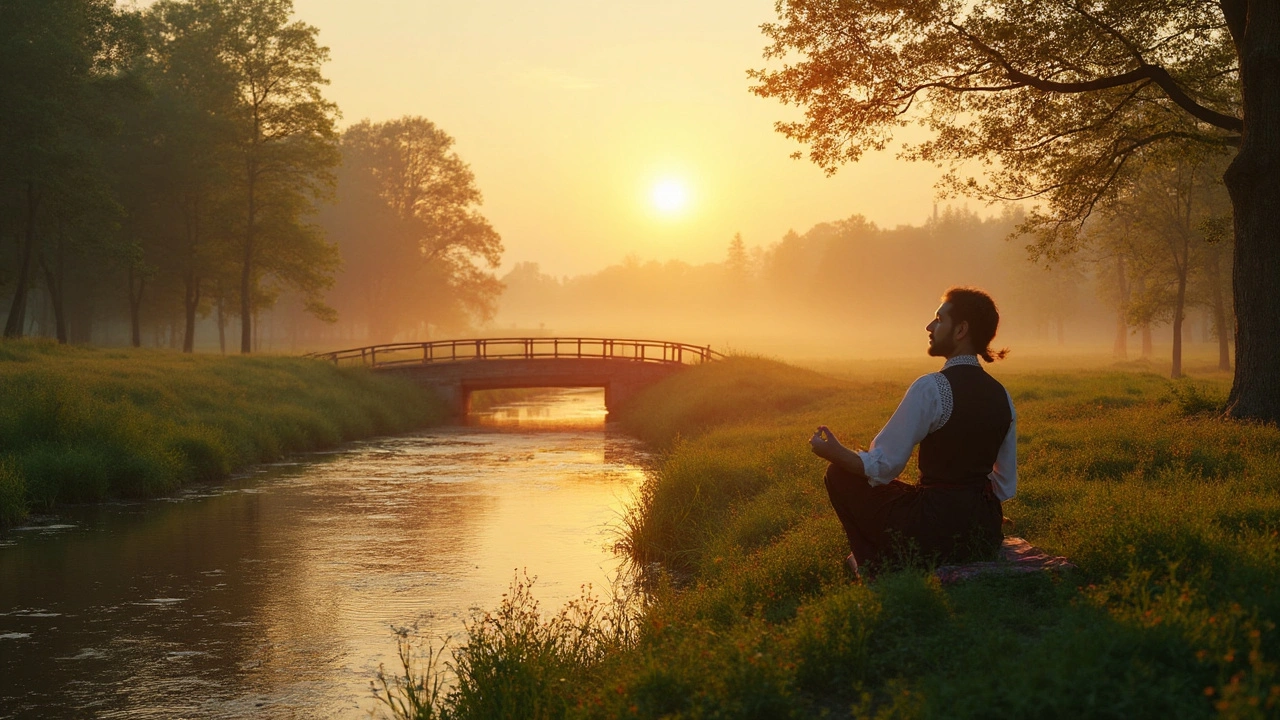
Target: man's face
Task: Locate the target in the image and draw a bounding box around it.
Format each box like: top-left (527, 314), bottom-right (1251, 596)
top-left (926, 302), bottom-right (956, 357)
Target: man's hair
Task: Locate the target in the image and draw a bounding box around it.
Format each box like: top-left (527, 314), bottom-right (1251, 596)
top-left (943, 286), bottom-right (1009, 362)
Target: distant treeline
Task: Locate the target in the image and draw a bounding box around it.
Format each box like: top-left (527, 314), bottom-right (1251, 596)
top-left (497, 204), bottom-right (1233, 371)
top-left (1, 1), bottom-right (1232, 376)
top-left (0, 0), bottom-right (501, 353)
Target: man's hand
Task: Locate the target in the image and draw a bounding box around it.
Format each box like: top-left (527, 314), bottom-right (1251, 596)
top-left (809, 425), bottom-right (845, 462)
top-left (810, 425), bottom-right (869, 478)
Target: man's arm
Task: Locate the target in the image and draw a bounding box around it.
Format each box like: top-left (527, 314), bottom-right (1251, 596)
top-left (988, 390), bottom-right (1018, 501)
top-left (809, 426), bottom-right (867, 477)
top-left (811, 374), bottom-right (940, 485)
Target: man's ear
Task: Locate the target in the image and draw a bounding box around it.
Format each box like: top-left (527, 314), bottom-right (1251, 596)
top-left (954, 320), bottom-right (970, 342)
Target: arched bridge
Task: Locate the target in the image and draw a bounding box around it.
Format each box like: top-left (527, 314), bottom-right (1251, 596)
top-left (309, 337), bottom-right (722, 417)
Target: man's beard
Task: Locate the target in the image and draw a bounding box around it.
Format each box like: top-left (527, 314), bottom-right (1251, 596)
top-left (927, 335), bottom-right (954, 357)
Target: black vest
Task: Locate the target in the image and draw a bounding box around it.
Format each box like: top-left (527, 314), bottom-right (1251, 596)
top-left (918, 364), bottom-right (1011, 487)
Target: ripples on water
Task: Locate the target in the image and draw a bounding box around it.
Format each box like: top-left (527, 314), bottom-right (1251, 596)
top-left (0, 389), bottom-right (648, 719)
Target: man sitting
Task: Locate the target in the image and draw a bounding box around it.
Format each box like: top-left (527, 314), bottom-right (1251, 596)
top-left (809, 287), bottom-right (1016, 576)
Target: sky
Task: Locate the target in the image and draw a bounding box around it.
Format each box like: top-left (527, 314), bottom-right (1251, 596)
top-left (291, 0), bottom-right (951, 276)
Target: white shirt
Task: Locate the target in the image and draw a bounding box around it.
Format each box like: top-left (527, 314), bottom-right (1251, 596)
top-left (855, 355), bottom-right (1017, 502)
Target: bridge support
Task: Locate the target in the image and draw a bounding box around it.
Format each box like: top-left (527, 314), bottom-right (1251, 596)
top-left (385, 358), bottom-right (684, 420)
top-left (430, 383), bottom-right (471, 418)
top-left (603, 379), bottom-right (647, 413)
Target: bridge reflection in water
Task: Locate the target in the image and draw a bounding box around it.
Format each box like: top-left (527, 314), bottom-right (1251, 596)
top-left (309, 338), bottom-right (721, 416)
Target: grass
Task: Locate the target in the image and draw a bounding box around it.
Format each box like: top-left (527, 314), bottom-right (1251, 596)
top-left (0, 339), bottom-right (445, 525)
top-left (383, 355), bottom-right (1280, 717)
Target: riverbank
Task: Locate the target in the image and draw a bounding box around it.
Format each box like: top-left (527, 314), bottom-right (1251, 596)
top-left (0, 341), bottom-right (445, 526)
top-left (384, 356), bottom-right (1280, 718)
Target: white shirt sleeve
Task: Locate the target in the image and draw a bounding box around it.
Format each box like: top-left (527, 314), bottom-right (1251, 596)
top-left (856, 375), bottom-right (943, 485)
top-left (988, 389), bottom-right (1018, 502)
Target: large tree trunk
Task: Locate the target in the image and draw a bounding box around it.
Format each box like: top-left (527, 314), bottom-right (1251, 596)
top-left (3, 183), bottom-right (40, 338)
top-left (1223, 0), bottom-right (1280, 421)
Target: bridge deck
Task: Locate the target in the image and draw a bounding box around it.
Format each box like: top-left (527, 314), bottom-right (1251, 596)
top-left (307, 338), bottom-right (722, 416)
top-left (308, 337), bottom-right (720, 369)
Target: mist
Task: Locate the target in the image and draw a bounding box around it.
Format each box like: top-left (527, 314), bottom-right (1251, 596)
top-left (481, 208), bottom-right (1175, 362)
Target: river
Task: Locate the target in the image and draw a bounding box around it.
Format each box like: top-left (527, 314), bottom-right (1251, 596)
top-left (0, 389), bottom-right (648, 718)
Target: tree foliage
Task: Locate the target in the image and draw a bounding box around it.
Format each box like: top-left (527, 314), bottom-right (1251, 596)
top-left (322, 117), bottom-right (502, 342)
top-left (750, 0), bottom-right (1280, 421)
top-left (0, 0), bottom-right (142, 339)
top-left (1084, 148), bottom-right (1234, 375)
top-left (1, 0), bottom-right (507, 353)
top-left (212, 0), bottom-right (340, 353)
top-left (751, 0), bottom-right (1238, 235)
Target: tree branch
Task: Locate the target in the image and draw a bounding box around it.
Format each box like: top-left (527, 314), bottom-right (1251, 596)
top-left (946, 21), bottom-right (1243, 133)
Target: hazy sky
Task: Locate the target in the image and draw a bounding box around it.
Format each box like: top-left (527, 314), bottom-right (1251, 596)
top-left (293, 0), bottom-right (950, 275)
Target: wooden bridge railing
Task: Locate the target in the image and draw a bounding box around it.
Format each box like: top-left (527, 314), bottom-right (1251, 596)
top-left (306, 337), bottom-right (723, 369)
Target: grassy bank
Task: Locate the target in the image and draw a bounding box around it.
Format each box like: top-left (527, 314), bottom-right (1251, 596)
top-left (0, 340), bottom-right (445, 526)
top-left (382, 356), bottom-right (1280, 719)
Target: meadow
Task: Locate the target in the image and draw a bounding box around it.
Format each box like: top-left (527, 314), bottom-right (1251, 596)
top-left (0, 340), bottom-right (445, 526)
top-left (380, 355), bottom-right (1280, 719)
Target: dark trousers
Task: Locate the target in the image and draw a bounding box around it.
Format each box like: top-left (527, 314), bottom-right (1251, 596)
top-left (823, 463), bottom-right (1002, 568)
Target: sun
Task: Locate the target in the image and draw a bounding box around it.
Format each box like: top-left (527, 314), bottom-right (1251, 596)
top-left (650, 179), bottom-right (690, 215)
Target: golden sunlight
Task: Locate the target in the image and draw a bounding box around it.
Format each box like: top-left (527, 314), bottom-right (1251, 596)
top-left (650, 178), bottom-right (690, 215)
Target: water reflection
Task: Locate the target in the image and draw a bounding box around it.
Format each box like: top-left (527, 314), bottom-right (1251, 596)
top-left (0, 389), bottom-right (646, 719)
top-left (469, 387), bottom-right (610, 428)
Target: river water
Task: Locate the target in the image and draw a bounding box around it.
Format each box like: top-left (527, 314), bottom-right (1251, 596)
top-left (0, 389), bottom-right (648, 719)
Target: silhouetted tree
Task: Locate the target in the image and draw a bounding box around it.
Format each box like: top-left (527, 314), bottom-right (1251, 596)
top-left (726, 233), bottom-right (749, 283)
top-left (0, 0), bottom-right (140, 339)
top-left (1197, 214), bottom-right (1234, 371)
top-left (324, 117), bottom-right (502, 341)
top-left (1083, 149), bottom-right (1232, 376)
top-left (215, 0), bottom-right (339, 353)
top-left (117, 0), bottom-right (243, 351)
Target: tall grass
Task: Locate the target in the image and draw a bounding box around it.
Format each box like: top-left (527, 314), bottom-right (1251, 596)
top-left (0, 340), bottom-right (445, 525)
top-left (380, 355), bottom-right (1280, 718)
top-left (375, 573), bottom-right (642, 720)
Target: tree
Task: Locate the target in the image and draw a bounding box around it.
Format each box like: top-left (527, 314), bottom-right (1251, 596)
top-left (130, 0), bottom-right (241, 352)
top-left (1084, 212), bottom-right (1139, 360)
top-left (1078, 148), bottom-right (1233, 375)
top-left (1132, 150), bottom-right (1230, 377)
top-left (1198, 214), bottom-right (1234, 371)
top-left (0, 0), bottom-right (140, 339)
top-left (1004, 248), bottom-right (1086, 347)
top-left (750, 0), bottom-right (1278, 421)
top-left (726, 233), bottom-right (750, 283)
top-left (323, 117), bottom-right (503, 341)
top-left (216, 0), bottom-right (339, 353)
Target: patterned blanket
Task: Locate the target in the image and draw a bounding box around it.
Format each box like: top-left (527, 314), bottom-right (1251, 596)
top-left (934, 537), bottom-right (1076, 584)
